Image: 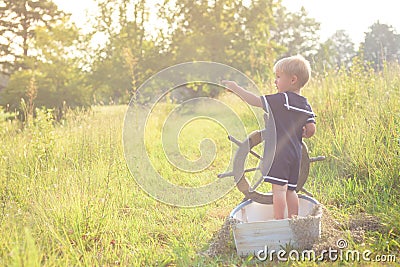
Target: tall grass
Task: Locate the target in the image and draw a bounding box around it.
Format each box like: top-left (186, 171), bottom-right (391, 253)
top-left (307, 61), bottom-right (399, 212)
top-left (0, 60), bottom-right (399, 265)
top-left (305, 61), bottom-right (400, 258)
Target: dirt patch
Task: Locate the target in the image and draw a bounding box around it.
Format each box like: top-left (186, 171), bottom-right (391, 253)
top-left (313, 206), bottom-right (384, 254)
top-left (349, 213), bottom-right (384, 232)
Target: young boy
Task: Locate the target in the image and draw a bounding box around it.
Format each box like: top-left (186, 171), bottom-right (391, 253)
top-left (222, 55), bottom-right (316, 219)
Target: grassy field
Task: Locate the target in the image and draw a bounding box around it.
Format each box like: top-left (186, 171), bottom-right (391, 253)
top-left (1, 61), bottom-right (399, 266)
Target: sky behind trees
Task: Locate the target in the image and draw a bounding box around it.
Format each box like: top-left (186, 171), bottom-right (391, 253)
top-left (282, 0), bottom-right (400, 45)
top-left (54, 0), bottom-right (400, 46)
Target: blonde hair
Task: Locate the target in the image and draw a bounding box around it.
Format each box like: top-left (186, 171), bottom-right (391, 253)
top-left (273, 55), bottom-right (311, 88)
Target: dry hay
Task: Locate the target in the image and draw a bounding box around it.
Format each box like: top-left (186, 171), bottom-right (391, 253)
top-left (290, 204), bottom-right (323, 250)
top-left (201, 217), bottom-right (239, 257)
top-left (201, 204), bottom-right (384, 258)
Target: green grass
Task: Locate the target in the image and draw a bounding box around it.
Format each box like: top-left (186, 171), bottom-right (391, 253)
top-left (1, 61), bottom-right (400, 266)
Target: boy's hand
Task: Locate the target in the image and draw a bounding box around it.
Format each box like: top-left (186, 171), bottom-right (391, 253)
top-left (302, 123), bottom-right (316, 138)
top-left (221, 80), bottom-right (238, 92)
top-left (221, 80), bottom-right (263, 107)
top-left (302, 126), bottom-right (307, 137)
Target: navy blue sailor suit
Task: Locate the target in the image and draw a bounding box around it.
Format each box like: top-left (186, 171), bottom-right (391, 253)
top-left (260, 91), bottom-right (316, 191)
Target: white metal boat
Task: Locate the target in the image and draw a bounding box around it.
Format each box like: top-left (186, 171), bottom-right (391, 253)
top-left (230, 195), bottom-right (322, 256)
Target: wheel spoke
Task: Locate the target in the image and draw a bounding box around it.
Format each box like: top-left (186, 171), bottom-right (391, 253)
top-left (244, 167), bottom-right (259, 173)
top-left (228, 135), bottom-right (263, 160)
top-left (249, 150), bottom-right (262, 160)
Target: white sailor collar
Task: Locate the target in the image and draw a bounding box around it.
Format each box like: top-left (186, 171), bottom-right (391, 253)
top-left (282, 92), bottom-right (315, 116)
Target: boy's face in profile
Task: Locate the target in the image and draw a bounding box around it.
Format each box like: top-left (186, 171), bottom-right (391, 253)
top-left (274, 70), bottom-right (295, 93)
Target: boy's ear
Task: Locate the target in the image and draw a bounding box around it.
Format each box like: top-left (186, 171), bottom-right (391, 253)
top-left (291, 75), bottom-right (298, 84)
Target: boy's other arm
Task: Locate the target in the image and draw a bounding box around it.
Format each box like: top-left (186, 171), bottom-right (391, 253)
top-left (302, 122), bottom-right (316, 138)
top-left (222, 80), bottom-right (262, 107)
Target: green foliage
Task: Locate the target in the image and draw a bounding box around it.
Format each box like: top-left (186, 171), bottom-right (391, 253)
top-left (87, 0), bottom-right (283, 103)
top-left (1, 63), bottom-right (400, 265)
top-left (4, 0), bottom-right (398, 109)
top-left (314, 30), bottom-right (356, 72)
top-left (362, 21), bottom-right (400, 70)
top-left (0, 66), bottom-right (90, 113)
top-left (0, 21), bottom-right (91, 113)
top-left (271, 6), bottom-right (321, 58)
top-left (165, 0), bottom-right (277, 73)
top-left (88, 0), bottom-right (161, 104)
top-left (0, 0), bottom-right (64, 71)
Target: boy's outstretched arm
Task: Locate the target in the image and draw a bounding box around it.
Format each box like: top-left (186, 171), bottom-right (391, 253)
top-left (222, 80), bottom-right (262, 107)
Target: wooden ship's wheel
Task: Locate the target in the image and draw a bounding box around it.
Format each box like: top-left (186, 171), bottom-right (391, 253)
top-left (218, 130), bottom-right (325, 204)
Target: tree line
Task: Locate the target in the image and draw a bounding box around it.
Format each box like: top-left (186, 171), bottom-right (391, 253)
top-left (1, 0), bottom-right (399, 114)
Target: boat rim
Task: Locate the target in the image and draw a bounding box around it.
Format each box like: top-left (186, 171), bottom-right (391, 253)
top-left (229, 194), bottom-right (320, 219)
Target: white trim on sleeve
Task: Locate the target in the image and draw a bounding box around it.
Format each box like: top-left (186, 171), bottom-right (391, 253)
top-left (261, 95), bottom-right (269, 113)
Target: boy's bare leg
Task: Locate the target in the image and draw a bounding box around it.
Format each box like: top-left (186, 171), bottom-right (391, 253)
top-left (286, 190), bottom-right (299, 218)
top-left (272, 184), bottom-right (287, 219)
